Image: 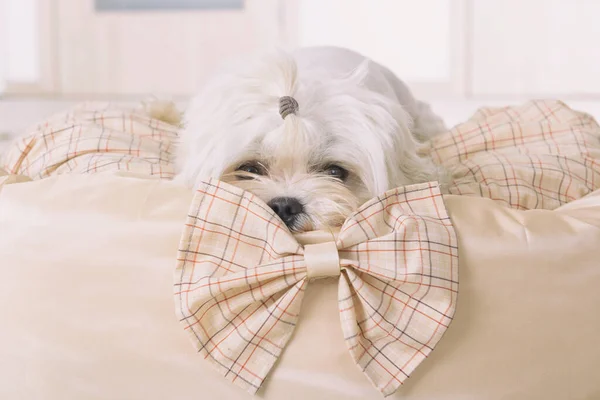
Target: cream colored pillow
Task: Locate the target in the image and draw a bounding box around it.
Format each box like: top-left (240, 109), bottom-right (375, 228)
top-left (0, 173), bottom-right (599, 400)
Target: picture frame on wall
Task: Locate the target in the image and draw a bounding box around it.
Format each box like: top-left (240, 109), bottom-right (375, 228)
top-left (95, 0), bottom-right (243, 11)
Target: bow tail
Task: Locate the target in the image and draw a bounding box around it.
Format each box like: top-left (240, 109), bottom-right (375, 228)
top-left (176, 266), bottom-right (308, 394)
top-left (338, 268), bottom-right (455, 397)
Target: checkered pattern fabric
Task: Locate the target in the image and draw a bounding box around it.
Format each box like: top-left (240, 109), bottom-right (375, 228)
top-left (1, 102), bottom-right (178, 179)
top-left (175, 179), bottom-right (458, 396)
top-left (430, 100), bottom-right (600, 210)
top-left (2, 100), bottom-right (599, 211)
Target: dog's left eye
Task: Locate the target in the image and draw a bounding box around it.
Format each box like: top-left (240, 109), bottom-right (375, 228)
top-left (323, 165), bottom-right (348, 181)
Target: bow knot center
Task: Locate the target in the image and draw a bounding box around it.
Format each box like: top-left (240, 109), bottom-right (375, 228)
top-left (304, 241), bottom-right (340, 279)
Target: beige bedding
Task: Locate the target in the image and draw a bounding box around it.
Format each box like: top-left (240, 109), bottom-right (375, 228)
top-left (1, 100), bottom-right (600, 399)
top-left (1, 172), bottom-right (599, 399)
top-left (3, 100), bottom-right (600, 210)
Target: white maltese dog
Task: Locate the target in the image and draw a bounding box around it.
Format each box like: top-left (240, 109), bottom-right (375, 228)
top-left (176, 46), bottom-right (446, 232)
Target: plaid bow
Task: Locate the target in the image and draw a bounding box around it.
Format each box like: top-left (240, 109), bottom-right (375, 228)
top-left (175, 179), bottom-right (458, 396)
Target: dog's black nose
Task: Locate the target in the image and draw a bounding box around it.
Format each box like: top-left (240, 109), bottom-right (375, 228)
top-left (268, 197), bottom-right (304, 227)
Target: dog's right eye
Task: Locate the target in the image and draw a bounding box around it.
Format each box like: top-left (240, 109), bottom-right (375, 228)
top-left (235, 162), bottom-right (266, 178)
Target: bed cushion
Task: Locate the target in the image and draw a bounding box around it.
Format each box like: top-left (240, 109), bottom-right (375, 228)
top-left (0, 173), bottom-right (599, 399)
top-left (1, 99), bottom-right (600, 398)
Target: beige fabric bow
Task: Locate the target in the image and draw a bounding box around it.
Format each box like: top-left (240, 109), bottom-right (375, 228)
top-left (174, 179), bottom-right (458, 396)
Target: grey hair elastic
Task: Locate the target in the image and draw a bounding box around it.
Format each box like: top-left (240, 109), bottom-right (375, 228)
top-left (279, 96), bottom-right (299, 119)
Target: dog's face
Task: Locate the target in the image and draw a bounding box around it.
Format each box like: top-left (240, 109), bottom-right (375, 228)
top-left (219, 121), bottom-right (369, 232)
top-left (178, 51), bottom-right (438, 232)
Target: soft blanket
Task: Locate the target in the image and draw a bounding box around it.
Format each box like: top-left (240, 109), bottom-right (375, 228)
top-left (3, 100), bottom-right (599, 210)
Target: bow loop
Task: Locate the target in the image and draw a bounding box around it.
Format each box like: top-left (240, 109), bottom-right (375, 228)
top-left (178, 179), bottom-right (302, 277)
top-left (175, 179), bottom-right (458, 397)
top-left (304, 241), bottom-right (341, 279)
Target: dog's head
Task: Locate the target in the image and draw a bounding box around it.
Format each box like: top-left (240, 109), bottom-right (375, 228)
top-left (177, 51), bottom-right (439, 232)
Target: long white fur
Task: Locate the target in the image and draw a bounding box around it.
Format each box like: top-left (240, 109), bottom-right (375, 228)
top-left (176, 46), bottom-right (447, 231)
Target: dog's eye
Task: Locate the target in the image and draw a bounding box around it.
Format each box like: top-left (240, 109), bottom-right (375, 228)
top-left (235, 162), bottom-right (266, 178)
top-left (323, 165), bottom-right (348, 181)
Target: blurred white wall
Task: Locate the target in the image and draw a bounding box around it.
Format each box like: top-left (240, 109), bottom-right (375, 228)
top-left (298, 0), bottom-right (450, 81)
top-left (6, 0), bottom-right (39, 83)
top-left (471, 0), bottom-right (600, 96)
top-left (1, 0), bottom-right (600, 100)
top-left (0, 0), bottom-right (4, 93)
top-left (1, 0), bottom-right (39, 90)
